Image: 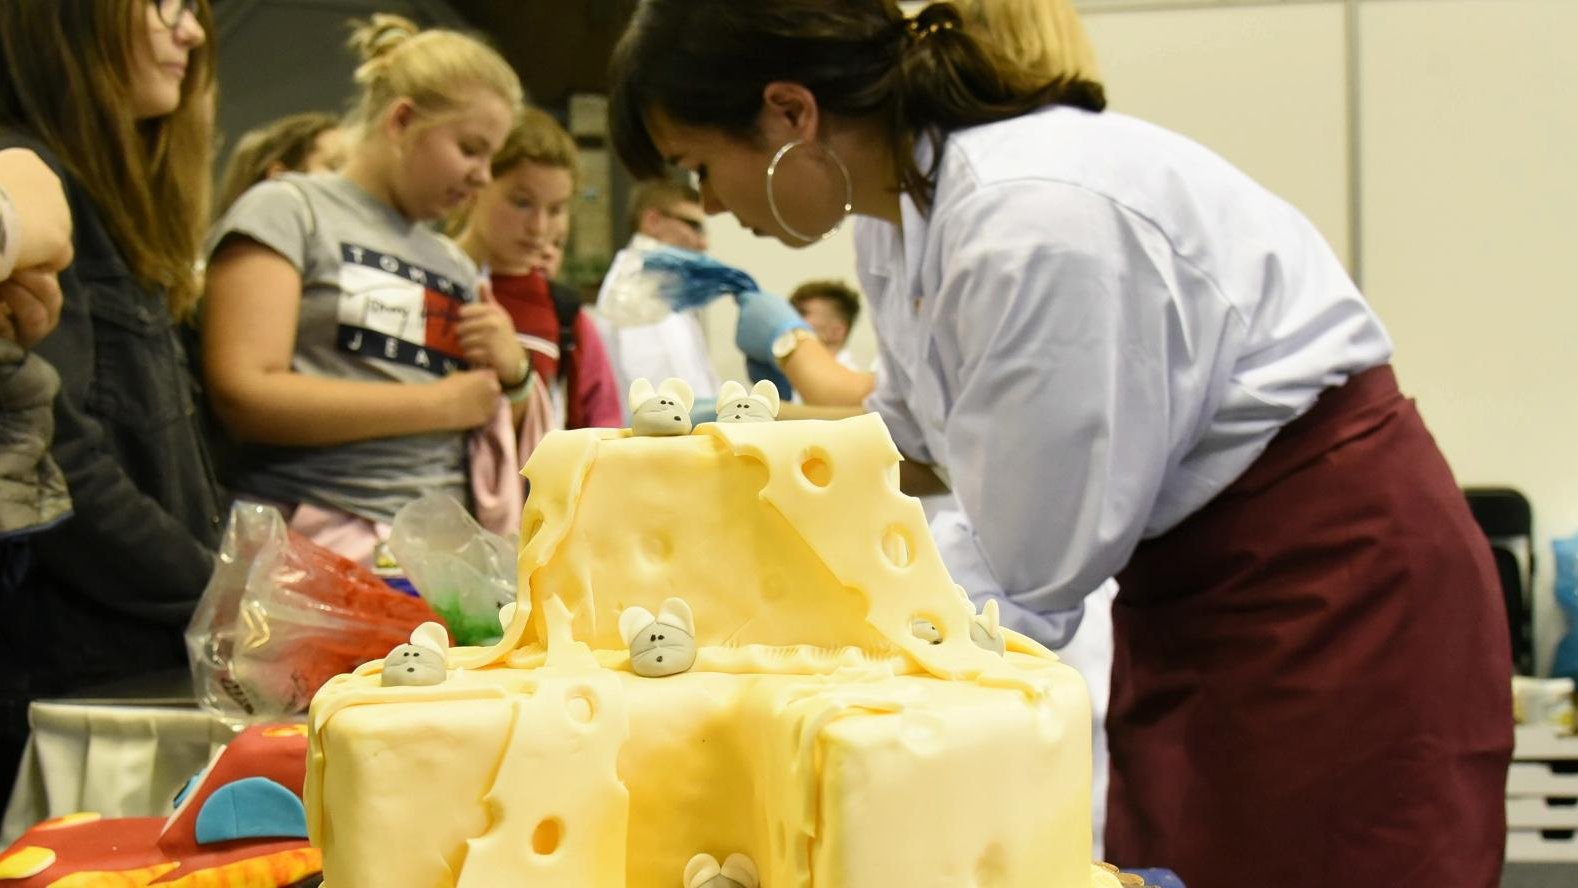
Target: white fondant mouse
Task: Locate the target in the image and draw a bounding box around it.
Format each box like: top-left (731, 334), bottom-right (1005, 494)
top-left (970, 598), bottom-right (1007, 655)
top-left (619, 597), bottom-right (698, 678)
top-left (684, 852), bottom-right (759, 888)
top-left (911, 618), bottom-right (944, 645)
top-left (714, 379), bottom-right (780, 423)
top-left (381, 621), bottom-right (450, 687)
top-left (630, 377), bottom-right (695, 436)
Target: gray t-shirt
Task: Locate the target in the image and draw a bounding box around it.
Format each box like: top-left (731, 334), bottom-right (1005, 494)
top-left (208, 173), bottom-right (475, 522)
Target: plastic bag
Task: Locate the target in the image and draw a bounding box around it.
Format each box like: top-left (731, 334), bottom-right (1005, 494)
top-left (594, 234), bottom-right (759, 326)
top-left (387, 493), bottom-right (516, 646)
top-left (1553, 533), bottom-right (1578, 680)
top-left (186, 502), bottom-right (443, 724)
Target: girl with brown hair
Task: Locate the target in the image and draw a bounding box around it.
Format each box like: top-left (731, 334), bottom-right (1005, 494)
top-left (215, 111), bottom-right (346, 216)
top-left (0, 0), bottom-right (226, 802)
top-left (609, 1), bottom-right (1511, 885)
top-left (452, 107), bottom-right (622, 434)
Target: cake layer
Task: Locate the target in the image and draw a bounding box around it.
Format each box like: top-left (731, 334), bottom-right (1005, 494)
top-left (309, 653), bottom-right (1091, 887)
top-left (457, 416), bottom-right (1039, 692)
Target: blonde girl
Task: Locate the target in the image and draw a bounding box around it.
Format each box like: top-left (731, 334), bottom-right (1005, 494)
top-left (203, 15), bottom-right (526, 561)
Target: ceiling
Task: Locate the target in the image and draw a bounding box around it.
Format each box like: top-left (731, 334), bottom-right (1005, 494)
top-left (447, 0), bottom-right (640, 111)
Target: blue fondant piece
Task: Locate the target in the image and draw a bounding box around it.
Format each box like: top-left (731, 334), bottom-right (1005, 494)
top-left (1120, 869), bottom-right (1185, 888)
top-left (193, 777), bottom-right (308, 844)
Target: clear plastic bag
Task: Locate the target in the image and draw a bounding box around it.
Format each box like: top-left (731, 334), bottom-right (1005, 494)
top-left (387, 493), bottom-right (516, 647)
top-left (594, 234), bottom-right (760, 327)
top-left (595, 236), bottom-right (680, 327)
top-left (186, 502), bottom-right (443, 724)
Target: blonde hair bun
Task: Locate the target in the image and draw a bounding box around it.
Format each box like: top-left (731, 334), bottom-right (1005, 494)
top-left (341, 14), bottom-right (523, 140)
top-left (347, 13), bottom-right (421, 75)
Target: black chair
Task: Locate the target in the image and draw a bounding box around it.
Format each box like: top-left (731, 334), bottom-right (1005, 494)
top-left (1464, 487), bottom-right (1535, 675)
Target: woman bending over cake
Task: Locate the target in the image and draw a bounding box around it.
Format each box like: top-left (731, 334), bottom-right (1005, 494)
top-left (607, 2), bottom-right (1512, 886)
top-left (0, 0), bottom-right (228, 804)
top-left (203, 15), bottom-right (529, 563)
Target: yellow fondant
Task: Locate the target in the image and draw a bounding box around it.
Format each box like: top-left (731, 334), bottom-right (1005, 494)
top-left (0, 846), bottom-right (54, 879)
top-left (309, 416), bottom-right (1101, 886)
top-left (32, 813), bottom-right (100, 831)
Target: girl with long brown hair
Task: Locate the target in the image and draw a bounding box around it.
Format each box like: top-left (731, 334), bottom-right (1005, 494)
top-left (0, 0), bottom-right (226, 803)
top-left (610, 1), bottom-right (1511, 885)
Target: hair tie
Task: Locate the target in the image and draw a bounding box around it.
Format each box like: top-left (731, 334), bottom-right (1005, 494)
top-left (905, 18), bottom-right (956, 42)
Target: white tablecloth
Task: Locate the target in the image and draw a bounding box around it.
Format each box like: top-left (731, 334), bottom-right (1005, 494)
top-left (1, 701), bottom-right (239, 844)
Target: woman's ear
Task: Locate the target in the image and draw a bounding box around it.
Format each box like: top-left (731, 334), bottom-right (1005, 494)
top-left (383, 97), bottom-right (417, 146)
top-left (760, 81), bottom-right (820, 144)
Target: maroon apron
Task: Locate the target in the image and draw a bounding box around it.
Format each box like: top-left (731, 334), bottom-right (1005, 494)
top-left (1105, 365), bottom-right (1512, 887)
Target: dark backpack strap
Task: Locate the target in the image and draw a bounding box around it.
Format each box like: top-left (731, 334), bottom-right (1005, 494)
top-left (548, 281), bottom-right (581, 381)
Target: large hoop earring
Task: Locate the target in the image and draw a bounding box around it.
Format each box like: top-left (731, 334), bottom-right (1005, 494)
top-left (765, 140), bottom-right (854, 244)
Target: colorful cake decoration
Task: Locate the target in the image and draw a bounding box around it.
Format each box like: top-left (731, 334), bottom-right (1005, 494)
top-left (619, 597), bottom-right (698, 678)
top-left (630, 377), bottom-right (695, 436)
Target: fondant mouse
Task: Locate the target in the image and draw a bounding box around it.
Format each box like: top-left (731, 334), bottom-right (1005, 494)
top-left (970, 598), bottom-right (1007, 655)
top-left (380, 622), bottom-right (450, 687)
top-left (619, 597), bottom-right (698, 677)
top-left (714, 379), bottom-right (780, 423)
top-left (630, 377), bottom-right (695, 436)
top-left (684, 852), bottom-right (759, 888)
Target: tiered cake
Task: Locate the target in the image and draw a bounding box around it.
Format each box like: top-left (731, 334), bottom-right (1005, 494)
top-left (307, 407), bottom-right (1114, 887)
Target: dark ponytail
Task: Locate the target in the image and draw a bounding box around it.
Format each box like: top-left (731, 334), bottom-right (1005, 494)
top-left (610, 0), bottom-right (1104, 213)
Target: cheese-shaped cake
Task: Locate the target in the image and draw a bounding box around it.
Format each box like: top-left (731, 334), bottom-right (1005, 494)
top-left (307, 411), bottom-right (1110, 887)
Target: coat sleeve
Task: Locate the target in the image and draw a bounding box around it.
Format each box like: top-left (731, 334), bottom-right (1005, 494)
top-left (927, 179), bottom-right (1214, 615)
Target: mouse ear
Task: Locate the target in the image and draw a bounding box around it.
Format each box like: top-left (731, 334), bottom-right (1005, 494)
top-left (717, 380), bottom-right (747, 405)
top-left (628, 378), bottom-right (656, 408)
top-left (981, 598), bottom-right (1000, 634)
top-left (658, 597), bottom-right (695, 635)
top-left (409, 622), bottom-right (449, 656)
top-left (684, 853), bottom-right (721, 888)
top-left (618, 606), bottom-right (655, 647)
top-left (659, 377), bottom-right (695, 412)
top-left (750, 380), bottom-right (781, 416)
top-left (720, 853), bottom-right (759, 888)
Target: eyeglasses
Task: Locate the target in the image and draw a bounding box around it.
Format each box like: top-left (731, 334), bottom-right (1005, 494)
top-left (151, 0), bottom-right (198, 29)
top-left (660, 210), bottom-right (705, 236)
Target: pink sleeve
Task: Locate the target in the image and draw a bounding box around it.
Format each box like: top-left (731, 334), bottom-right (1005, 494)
top-left (573, 311), bottom-right (624, 428)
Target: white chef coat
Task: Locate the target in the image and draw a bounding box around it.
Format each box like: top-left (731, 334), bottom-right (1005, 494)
top-left (858, 106), bottom-right (1391, 632)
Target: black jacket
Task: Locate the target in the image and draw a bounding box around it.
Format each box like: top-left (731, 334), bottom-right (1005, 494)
top-left (0, 128), bottom-right (225, 725)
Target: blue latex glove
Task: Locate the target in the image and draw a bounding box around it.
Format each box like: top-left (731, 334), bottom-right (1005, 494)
top-left (745, 358), bottom-right (795, 403)
top-left (641, 247), bottom-right (760, 312)
top-left (734, 288), bottom-right (808, 365)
